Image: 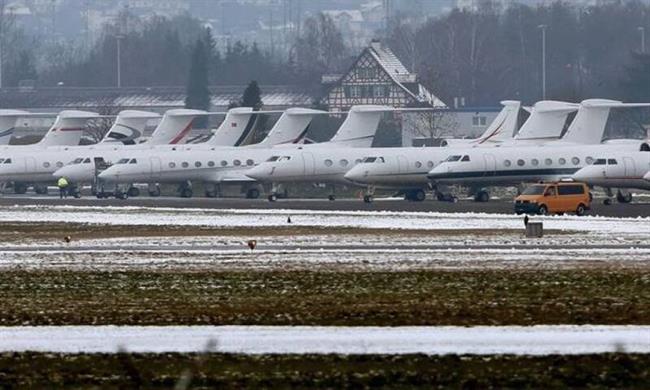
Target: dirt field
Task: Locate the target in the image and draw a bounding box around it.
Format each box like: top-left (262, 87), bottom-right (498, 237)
top-left (1, 269), bottom-right (647, 326)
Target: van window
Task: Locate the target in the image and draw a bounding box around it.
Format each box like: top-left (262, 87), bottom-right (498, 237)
top-left (522, 185), bottom-right (546, 195)
top-left (545, 186), bottom-right (557, 196)
top-left (558, 185), bottom-right (585, 195)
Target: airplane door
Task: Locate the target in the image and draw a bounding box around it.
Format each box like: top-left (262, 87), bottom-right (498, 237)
top-left (623, 157), bottom-right (636, 177)
top-left (483, 154), bottom-right (496, 177)
top-left (397, 155), bottom-right (408, 174)
top-left (302, 152), bottom-right (315, 175)
top-left (150, 156), bottom-right (162, 179)
top-left (25, 157), bottom-right (36, 173)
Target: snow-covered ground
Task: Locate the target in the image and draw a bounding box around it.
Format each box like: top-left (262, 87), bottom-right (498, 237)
top-left (2, 204), bottom-right (650, 234)
top-left (0, 325), bottom-right (647, 355)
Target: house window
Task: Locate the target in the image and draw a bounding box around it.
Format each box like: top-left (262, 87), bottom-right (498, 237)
top-left (373, 85), bottom-right (387, 98)
top-left (349, 85), bottom-right (362, 98)
top-left (472, 116), bottom-right (487, 127)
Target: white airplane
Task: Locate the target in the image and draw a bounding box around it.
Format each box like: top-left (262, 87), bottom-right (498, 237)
top-left (52, 107), bottom-right (262, 196)
top-left (426, 100), bottom-right (650, 201)
top-left (245, 100), bottom-right (579, 202)
top-left (345, 99), bottom-right (649, 202)
top-left (572, 151), bottom-right (650, 204)
top-left (96, 105), bottom-right (388, 199)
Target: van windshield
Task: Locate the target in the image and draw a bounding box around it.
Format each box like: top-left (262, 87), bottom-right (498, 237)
top-left (521, 185), bottom-right (546, 195)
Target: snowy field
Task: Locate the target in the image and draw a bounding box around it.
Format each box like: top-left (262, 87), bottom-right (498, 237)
top-left (0, 325), bottom-right (647, 355)
top-left (2, 204), bottom-right (650, 234)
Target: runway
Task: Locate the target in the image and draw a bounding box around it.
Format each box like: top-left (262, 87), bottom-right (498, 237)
top-left (2, 195), bottom-right (650, 218)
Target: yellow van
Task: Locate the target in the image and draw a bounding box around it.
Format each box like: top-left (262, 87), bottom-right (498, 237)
top-left (514, 182), bottom-right (591, 216)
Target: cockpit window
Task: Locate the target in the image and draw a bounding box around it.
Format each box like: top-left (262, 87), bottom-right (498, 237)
top-left (607, 159), bottom-right (618, 165)
top-left (129, 159), bottom-right (137, 164)
top-left (4, 158), bottom-right (11, 164)
top-left (117, 158), bottom-right (130, 164)
top-left (279, 156), bottom-right (291, 162)
top-left (593, 159), bottom-right (606, 165)
top-left (72, 158), bottom-right (84, 164)
top-left (83, 158), bottom-right (91, 164)
top-left (461, 155), bottom-right (470, 162)
top-left (362, 157), bottom-right (385, 163)
top-left (445, 155), bottom-right (462, 162)
top-left (267, 156), bottom-right (280, 162)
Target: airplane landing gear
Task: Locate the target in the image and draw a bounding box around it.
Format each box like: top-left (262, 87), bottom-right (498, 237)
top-left (148, 184), bottom-right (161, 197)
top-left (127, 186), bottom-right (140, 197)
top-left (616, 190), bottom-right (632, 204)
top-left (328, 194), bottom-right (336, 201)
top-left (474, 190), bottom-right (490, 203)
top-left (34, 184), bottom-right (48, 195)
top-left (246, 188), bottom-right (260, 199)
top-left (268, 193), bottom-right (278, 202)
top-left (13, 182), bottom-right (27, 194)
top-left (178, 181), bottom-right (193, 198)
top-left (405, 189), bottom-right (426, 202)
top-left (363, 194), bottom-right (373, 203)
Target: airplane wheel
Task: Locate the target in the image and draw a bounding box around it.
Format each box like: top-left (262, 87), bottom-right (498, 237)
top-left (116, 192), bottom-right (128, 200)
top-left (205, 190), bottom-right (218, 198)
top-left (616, 191), bottom-right (632, 204)
top-left (413, 189), bottom-right (426, 202)
top-left (34, 185), bottom-right (48, 195)
top-left (363, 195), bottom-right (373, 203)
top-left (247, 188), bottom-right (260, 199)
top-left (474, 191), bottom-right (489, 202)
top-left (180, 188), bottom-right (193, 198)
top-left (603, 198), bottom-right (612, 206)
top-left (328, 194), bottom-right (336, 201)
top-left (268, 194), bottom-right (277, 202)
top-left (13, 183), bottom-right (27, 194)
top-left (73, 192), bottom-right (81, 199)
top-left (148, 188), bottom-right (161, 197)
top-left (127, 187), bottom-right (140, 197)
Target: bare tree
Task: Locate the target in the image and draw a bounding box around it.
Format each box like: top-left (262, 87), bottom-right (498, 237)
top-left (403, 110), bottom-right (459, 141)
top-left (84, 103), bottom-right (121, 144)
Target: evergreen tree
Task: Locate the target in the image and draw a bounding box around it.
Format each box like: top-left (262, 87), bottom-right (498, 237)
top-left (241, 80), bottom-right (262, 109)
top-left (621, 52), bottom-right (650, 102)
top-left (185, 38), bottom-right (211, 111)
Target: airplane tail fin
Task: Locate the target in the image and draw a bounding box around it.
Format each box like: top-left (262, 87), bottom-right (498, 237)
top-left (325, 105), bottom-right (389, 147)
top-left (0, 109), bottom-right (30, 145)
top-left (37, 110), bottom-right (99, 147)
top-left (514, 100), bottom-right (580, 140)
top-left (100, 110), bottom-right (160, 145)
top-left (148, 109), bottom-right (207, 145)
top-left (561, 99), bottom-right (650, 144)
top-left (470, 100), bottom-right (521, 144)
top-left (206, 107), bottom-right (257, 146)
top-left (253, 108), bottom-right (328, 147)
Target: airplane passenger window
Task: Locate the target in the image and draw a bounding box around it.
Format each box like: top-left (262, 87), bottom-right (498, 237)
top-left (545, 158), bottom-right (552, 165)
top-left (504, 160), bottom-right (511, 167)
top-left (559, 158), bottom-right (566, 165)
top-left (608, 159), bottom-right (618, 165)
top-left (517, 159), bottom-right (525, 166)
top-left (208, 161), bottom-right (215, 167)
top-left (340, 159), bottom-right (349, 167)
top-left (182, 162), bottom-right (189, 168)
top-left (461, 155), bottom-right (470, 162)
top-left (169, 162), bottom-right (176, 168)
top-left (195, 161), bottom-right (202, 167)
top-left (531, 159), bottom-right (539, 166)
top-left (129, 159), bottom-right (137, 164)
top-left (415, 161), bottom-right (422, 168)
top-left (427, 161), bottom-right (434, 168)
top-left (233, 159), bottom-right (241, 166)
top-left (594, 159), bottom-right (606, 165)
top-left (43, 162), bottom-right (50, 168)
top-left (221, 161), bottom-right (227, 167)
top-left (324, 159), bottom-right (333, 167)
top-left (572, 157), bottom-right (580, 165)
top-left (56, 161), bottom-right (63, 167)
top-left (586, 157), bottom-right (594, 165)
top-left (247, 159), bottom-right (254, 166)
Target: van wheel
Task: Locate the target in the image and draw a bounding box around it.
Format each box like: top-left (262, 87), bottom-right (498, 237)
top-left (537, 205), bottom-right (548, 215)
top-left (576, 204), bottom-right (586, 216)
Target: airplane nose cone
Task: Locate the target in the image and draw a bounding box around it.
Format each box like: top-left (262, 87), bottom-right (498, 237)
top-left (97, 169), bottom-right (119, 182)
top-left (572, 169), bottom-right (588, 182)
top-left (245, 165), bottom-right (272, 181)
top-left (343, 167), bottom-right (367, 183)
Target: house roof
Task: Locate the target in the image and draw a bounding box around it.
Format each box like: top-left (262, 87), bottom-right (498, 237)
top-left (0, 85), bottom-right (313, 110)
